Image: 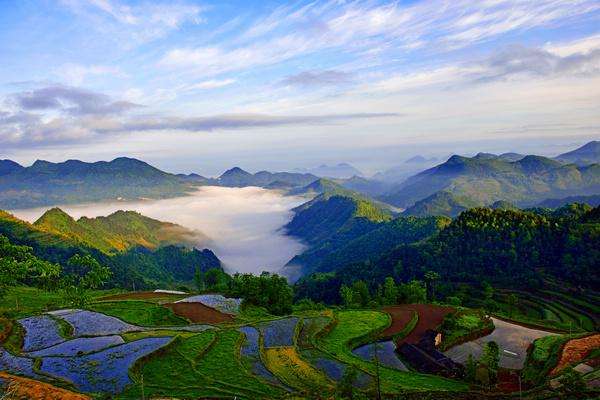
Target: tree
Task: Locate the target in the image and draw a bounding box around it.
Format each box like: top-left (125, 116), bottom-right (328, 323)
top-left (507, 293), bottom-right (518, 318)
top-left (465, 354), bottom-right (477, 383)
top-left (336, 366), bottom-right (357, 399)
top-left (194, 267), bottom-right (205, 292)
top-left (204, 268), bottom-right (231, 291)
top-left (382, 277), bottom-right (398, 305)
top-left (340, 284), bottom-right (354, 308)
top-left (229, 272), bottom-right (293, 315)
top-left (397, 280), bottom-right (426, 304)
top-left (424, 270), bottom-right (441, 301)
top-left (0, 235), bottom-right (61, 300)
top-left (482, 341), bottom-right (500, 386)
top-left (62, 254), bottom-right (111, 306)
top-left (68, 254), bottom-right (111, 289)
top-left (351, 280), bottom-right (370, 307)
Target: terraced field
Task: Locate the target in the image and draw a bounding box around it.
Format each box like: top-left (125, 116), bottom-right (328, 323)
top-left (6, 292), bottom-right (592, 398)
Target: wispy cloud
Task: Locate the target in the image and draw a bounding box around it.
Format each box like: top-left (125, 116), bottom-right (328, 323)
top-left (158, 0), bottom-right (600, 78)
top-left (60, 0), bottom-right (203, 44)
top-left (281, 70), bottom-right (353, 88)
top-left (55, 63), bottom-right (124, 86)
top-left (0, 84), bottom-right (398, 147)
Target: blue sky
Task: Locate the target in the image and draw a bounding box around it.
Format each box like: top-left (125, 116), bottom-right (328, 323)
top-left (1, 0), bottom-right (599, 175)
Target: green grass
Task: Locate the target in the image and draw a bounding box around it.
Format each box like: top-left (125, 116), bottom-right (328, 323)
top-left (119, 329), bottom-right (286, 400)
top-left (317, 310), bottom-right (468, 393)
top-left (493, 292), bottom-right (593, 332)
top-left (121, 329), bottom-right (199, 342)
top-left (0, 286), bottom-right (121, 318)
top-left (87, 300), bottom-right (189, 327)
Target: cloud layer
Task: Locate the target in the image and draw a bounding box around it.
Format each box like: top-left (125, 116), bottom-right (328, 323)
top-left (12, 186), bottom-right (307, 275)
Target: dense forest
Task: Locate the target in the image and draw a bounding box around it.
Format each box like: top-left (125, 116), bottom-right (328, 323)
top-left (295, 204), bottom-right (599, 304)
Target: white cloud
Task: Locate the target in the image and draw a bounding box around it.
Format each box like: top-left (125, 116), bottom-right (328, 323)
top-left (55, 63), bottom-right (123, 86)
top-left (186, 79), bottom-right (236, 90)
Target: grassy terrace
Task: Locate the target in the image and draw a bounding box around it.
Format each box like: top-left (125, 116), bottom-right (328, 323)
top-left (120, 330), bottom-right (286, 399)
top-left (316, 310), bottom-right (468, 393)
top-left (87, 300), bottom-right (189, 327)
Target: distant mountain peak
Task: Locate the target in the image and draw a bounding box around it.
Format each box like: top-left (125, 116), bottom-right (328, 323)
top-left (556, 140), bottom-right (600, 166)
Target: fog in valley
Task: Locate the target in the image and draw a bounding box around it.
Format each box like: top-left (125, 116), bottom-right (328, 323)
top-left (11, 186), bottom-right (307, 276)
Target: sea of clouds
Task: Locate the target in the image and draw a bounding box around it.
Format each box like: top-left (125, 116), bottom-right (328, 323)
top-left (12, 186), bottom-right (307, 275)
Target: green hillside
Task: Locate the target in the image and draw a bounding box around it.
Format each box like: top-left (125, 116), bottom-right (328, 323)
top-left (33, 208), bottom-right (197, 254)
top-left (283, 188), bottom-right (444, 279)
top-left (0, 210), bottom-right (221, 288)
top-left (381, 152), bottom-right (600, 210)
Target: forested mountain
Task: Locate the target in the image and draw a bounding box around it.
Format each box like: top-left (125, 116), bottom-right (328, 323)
top-left (33, 208), bottom-right (201, 254)
top-left (216, 167), bottom-right (317, 188)
top-left (555, 140), bottom-right (600, 165)
top-left (403, 191), bottom-right (478, 217)
top-left (295, 205), bottom-right (599, 303)
top-left (0, 157), bottom-right (197, 209)
top-left (380, 150), bottom-right (600, 211)
top-left (0, 209), bottom-right (221, 288)
top-left (282, 187), bottom-right (448, 280)
top-left (302, 163), bottom-right (363, 179)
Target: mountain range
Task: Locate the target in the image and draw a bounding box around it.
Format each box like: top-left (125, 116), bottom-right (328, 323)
top-left (0, 157), bottom-right (198, 209)
top-left (380, 148), bottom-right (599, 215)
top-left (1, 141), bottom-right (598, 216)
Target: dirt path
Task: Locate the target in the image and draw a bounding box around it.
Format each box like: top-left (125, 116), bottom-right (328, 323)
top-left (384, 304), bottom-right (454, 345)
top-left (551, 333), bottom-right (600, 375)
top-left (381, 306), bottom-right (414, 338)
top-left (164, 302), bottom-right (234, 324)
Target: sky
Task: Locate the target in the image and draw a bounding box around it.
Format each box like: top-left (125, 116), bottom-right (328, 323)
top-left (1, 0), bottom-right (599, 176)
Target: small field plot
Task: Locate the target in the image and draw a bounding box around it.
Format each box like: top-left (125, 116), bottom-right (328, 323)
top-left (381, 307), bottom-right (416, 339)
top-left (302, 348), bottom-right (372, 388)
top-left (100, 291), bottom-right (187, 302)
top-left (260, 317), bottom-right (299, 347)
top-left (551, 333), bottom-right (600, 375)
top-left (388, 304), bottom-right (454, 345)
top-left (39, 336), bottom-right (172, 394)
top-left (297, 316), bottom-right (331, 350)
top-left (122, 329), bottom-right (287, 399)
top-left (318, 310), bottom-right (466, 392)
top-left (51, 309), bottom-right (141, 336)
top-left (176, 294), bottom-right (242, 314)
top-left (165, 301), bottom-right (233, 324)
top-left (0, 348), bottom-right (40, 379)
top-left (27, 335), bottom-right (124, 357)
top-left (88, 301), bottom-right (188, 327)
top-left (352, 341), bottom-right (408, 371)
top-left (194, 330), bottom-right (285, 397)
top-left (0, 372), bottom-right (91, 400)
top-left (263, 346), bottom-right (333, 393)
top-left (239, 326), bottom-right (287, 388)
top-left (444, 318), bottom-right (555, 369)
top-left (19, 315), bottom-right (65, 352)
